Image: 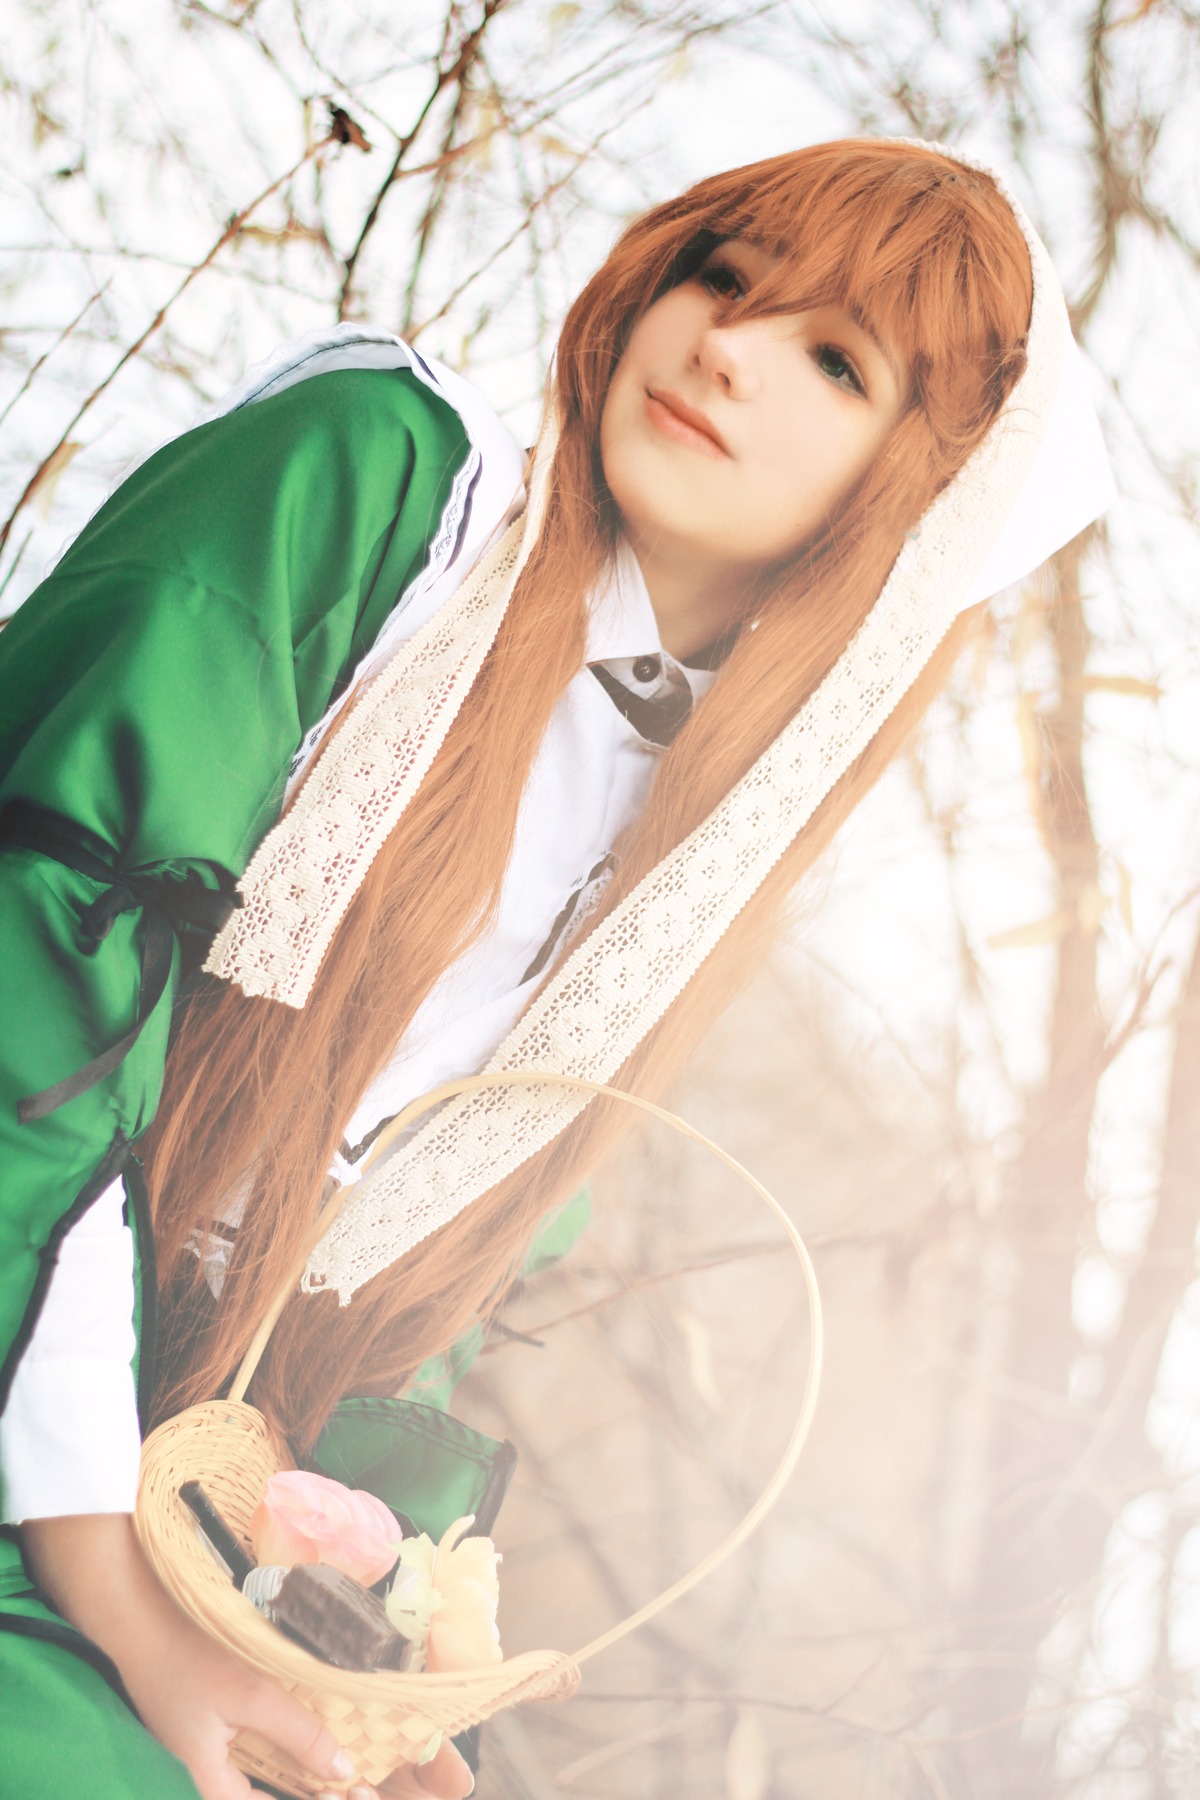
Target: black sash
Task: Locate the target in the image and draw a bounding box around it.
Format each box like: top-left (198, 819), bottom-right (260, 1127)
top-left (0, 801), bottom-right (240, 1123)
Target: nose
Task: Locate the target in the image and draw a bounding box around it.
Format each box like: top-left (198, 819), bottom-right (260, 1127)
top-left (692, 321), bottom-right (761, 400)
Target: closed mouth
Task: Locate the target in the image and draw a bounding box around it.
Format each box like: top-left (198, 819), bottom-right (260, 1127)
top-left (645, 389), bottom-right (730, 457)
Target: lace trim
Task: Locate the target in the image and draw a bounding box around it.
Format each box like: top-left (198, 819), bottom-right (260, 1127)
top-left (204, 511), bottom-right (527, 1000)
top-left (301, 182), bottom-right (1068, 1302)
top-left (206, 392), bottom-right (542, 1002)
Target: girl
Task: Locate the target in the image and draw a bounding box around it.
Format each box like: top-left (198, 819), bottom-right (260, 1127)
top-left (0, 139), bottom-right (1112, 1799)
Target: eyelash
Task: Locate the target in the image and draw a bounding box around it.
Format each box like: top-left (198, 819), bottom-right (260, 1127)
top-left (814, 344), bottom-right (866, 397)
top-left (698, 262), bottom-right (867, 398)
top-left (699, 261), bottom-right (746, 302)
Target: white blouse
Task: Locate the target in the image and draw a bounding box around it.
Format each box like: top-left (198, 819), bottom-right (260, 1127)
top-left (0, 541), bottom-right (716, 1522)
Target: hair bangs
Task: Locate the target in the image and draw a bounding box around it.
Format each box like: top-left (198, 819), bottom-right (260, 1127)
top-left (559, 139), bottom-right (1031, 473)
top-left (693, 145), bottom-right (1033, 436)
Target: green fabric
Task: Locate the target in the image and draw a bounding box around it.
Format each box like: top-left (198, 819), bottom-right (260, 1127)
top-left (0, 363), bottom-right (590, 1775)
top-left (520, 1185), bottom-right (592, 1276)
top-left (0, 368), bottom-right (470, 1429)
top-left (407, 1188), bottom-right (594, 1410)
top-left (312, 1396), bottom-right (512, 1542)
top-left (408, 1322), bottom-right (488, 1414)
top-left (0, 1536), bottom-right (202, 1797)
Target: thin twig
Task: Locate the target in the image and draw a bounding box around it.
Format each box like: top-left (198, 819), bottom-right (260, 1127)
top-left (337, 0), bottom-right (512, 319)
top-left (0, 283), bottom-right (109, 433)
top-left (0, 135), bottom-right (336, 560)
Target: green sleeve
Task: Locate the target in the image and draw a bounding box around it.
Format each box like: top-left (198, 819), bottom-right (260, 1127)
top-left (0, 367), bottom-right (471, 1397)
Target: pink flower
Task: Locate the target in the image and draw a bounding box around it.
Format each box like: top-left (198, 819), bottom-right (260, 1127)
top-left (250, 1470), bottom-right (403, 1587)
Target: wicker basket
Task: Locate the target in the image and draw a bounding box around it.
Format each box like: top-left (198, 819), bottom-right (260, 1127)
top-left (134, 1071), bottom-right (822, 1796)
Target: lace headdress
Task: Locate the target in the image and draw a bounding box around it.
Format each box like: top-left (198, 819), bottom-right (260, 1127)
top-left (203, 148), bottom-right (1114, 1303)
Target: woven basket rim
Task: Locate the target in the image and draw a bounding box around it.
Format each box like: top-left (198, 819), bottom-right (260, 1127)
top-left (136, 1397), bottom-right (576, 1700)
top-left (136, 1390), bottom-right (579, 1800)
top-left (133, 1070), bottom-right (822, 1792)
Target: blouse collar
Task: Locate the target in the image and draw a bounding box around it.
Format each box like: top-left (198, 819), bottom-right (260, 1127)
top-left (586, 539), bottom-right (721, 700)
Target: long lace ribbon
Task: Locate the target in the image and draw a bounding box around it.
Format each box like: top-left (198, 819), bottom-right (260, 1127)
top-left (300, 168), bottom-right (1069, 1301)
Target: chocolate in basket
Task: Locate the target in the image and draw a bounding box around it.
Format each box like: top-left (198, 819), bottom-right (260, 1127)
top-left (243, 1562), bottom-right (413, 1672)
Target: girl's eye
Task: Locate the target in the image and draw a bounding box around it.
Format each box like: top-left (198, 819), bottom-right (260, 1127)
top-left (815, 344), bottom-right (864, 395)
top-left (699, 261), bottom-right (745, 302)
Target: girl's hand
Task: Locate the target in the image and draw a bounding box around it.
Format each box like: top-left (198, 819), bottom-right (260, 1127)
top-left (372, 1737), bottom-right (476, 1798)
top-left (114, 1600), bottom-right (360, 1800)
top-left (20, 1512), bottom-right (358, 1800)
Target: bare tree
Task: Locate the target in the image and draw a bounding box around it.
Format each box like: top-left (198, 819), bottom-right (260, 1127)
top-left (3, 2), bottom-right (1200, 1795)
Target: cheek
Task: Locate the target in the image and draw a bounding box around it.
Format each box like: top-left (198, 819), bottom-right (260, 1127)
top-left (774, 399), bottom-right (886, 505)
top-left (598, 356), bottom-right (654, 503)
top-left (733, 482), bottom-right (817, 565)
top-left (733, 416), bottom-right (827, 551)
top-left (735, 412), bottom-right (880, 562)
top-left (597, 370), bottom-right (630, 501)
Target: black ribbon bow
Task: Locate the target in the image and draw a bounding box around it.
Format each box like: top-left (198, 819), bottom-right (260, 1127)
top-left (0, 801), bottom-right (241, 1124)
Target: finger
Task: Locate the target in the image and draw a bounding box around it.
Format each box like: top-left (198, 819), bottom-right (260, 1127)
top-left (187, 1744), bottom-right (257, 1800)
top-left (375, 1770), bottom-right (425, 1798)
top-left (237, 1681), bottom-right (356, 1788)
top-left (376, 1759), bottom-right (443, 1798)
top-left (416, 1738), bottom-right (475, 1799)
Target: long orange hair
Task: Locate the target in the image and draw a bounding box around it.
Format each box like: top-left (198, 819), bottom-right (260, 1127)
top-left (145, 140), bottom-right (1033, 1447)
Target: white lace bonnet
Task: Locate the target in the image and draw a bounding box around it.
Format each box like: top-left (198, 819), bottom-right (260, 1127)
top-left (203, 143), bottom-right (1115, 1303)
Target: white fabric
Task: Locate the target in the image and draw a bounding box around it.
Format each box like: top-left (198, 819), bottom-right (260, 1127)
top-left (964, 335), bottom-right (1116, 608)
top-left (0, 1178), bottom-right (143, 1519)
top-left (340, 543), bottom-right (715, 1154)
top-left (4, 549), bottom-right (713, 1520)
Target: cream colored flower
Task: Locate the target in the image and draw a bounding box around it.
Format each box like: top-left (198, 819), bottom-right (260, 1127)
top-left (385, 1514), bottom-right (502, 1673)
top-left (427, 1516), bottom-right (502, 1674)
top-left (385, 1535), bottom-right (443, 1655)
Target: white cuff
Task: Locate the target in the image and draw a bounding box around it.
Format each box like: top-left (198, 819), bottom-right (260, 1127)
top-left (0, 1176), bottom-right (142, 1522)
top-left (0, 1351), bottom-right (142, 1520)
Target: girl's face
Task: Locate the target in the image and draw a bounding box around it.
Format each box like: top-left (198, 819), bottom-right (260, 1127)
top-left (599, 240), bottom-right (907, 587)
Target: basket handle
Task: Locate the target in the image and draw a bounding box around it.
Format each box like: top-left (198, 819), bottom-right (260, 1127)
top-left (224, 1069), bottom-right (823, 1669)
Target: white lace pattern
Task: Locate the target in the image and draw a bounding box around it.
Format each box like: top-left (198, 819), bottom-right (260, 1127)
top-left (205, 512), bottom-right (529, 1001)
top-left (299, 173), bottom-right (1069, 1301)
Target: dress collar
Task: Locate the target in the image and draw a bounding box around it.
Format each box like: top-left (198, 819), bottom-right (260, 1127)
top-left (585, 539), bottom-right (663, 664)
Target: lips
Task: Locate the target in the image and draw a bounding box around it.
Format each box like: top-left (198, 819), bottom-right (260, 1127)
top-left (645, 388), bottom-right (730, 457)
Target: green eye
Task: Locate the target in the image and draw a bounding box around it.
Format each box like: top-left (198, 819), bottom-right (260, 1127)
top-left (816, 345), bottom-right (864, 394)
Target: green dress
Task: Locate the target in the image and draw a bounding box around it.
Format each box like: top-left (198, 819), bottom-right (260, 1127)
top-left (0, 363), bottom-right (484, 1794)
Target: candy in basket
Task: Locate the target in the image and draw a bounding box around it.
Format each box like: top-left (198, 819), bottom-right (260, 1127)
top-left (134, 1071), bottom-right (822, 1796)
